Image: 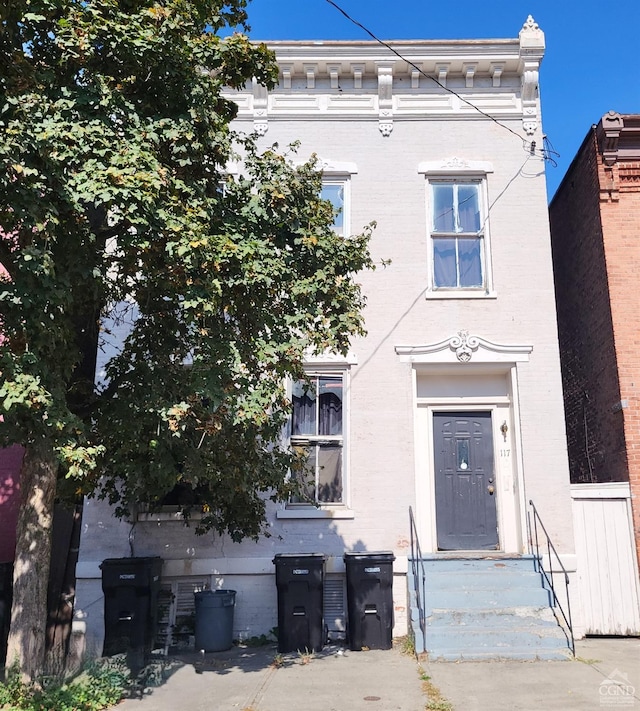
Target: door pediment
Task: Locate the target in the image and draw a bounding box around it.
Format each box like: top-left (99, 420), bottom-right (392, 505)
top-left (395, 330), bottom-right (532, 364)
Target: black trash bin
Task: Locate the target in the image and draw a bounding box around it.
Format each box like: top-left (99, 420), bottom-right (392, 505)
top-left (0, 562), bottom-right (13, 668)
top-left (273, 554), bottom-right (325, 653)
top-left (100, 556), bottom-right (162, 669)
top-left (344, 551), bottom-right (395, 651)
top-left (194, 589), bottom-right (236, 652)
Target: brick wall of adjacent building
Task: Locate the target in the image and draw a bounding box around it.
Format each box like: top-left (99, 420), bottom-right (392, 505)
top-left (550, 130), bottom-right (626, 483)
top-left (601, 156), bottom-right (640, 560)
top-left (550, 114), bottom-right (640, 562)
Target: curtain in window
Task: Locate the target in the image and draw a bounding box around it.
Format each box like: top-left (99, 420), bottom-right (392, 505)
top-left (290, 375), bottom-right (344, 505)
top-left (292, 384), bottom-right (316, 436)
top-left (458, 238), bottom-right (482, 287)
top-left (433, 238), bottom-right (457, 287)
top-left (318, 386), bottom-right (342, 436)
top-left (456, 185), bottom-right (480, 232)
top-left (432, 184), bottom-right (455, 232)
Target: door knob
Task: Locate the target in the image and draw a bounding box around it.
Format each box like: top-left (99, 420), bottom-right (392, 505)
top-left (487, 485), bottom-right (495, 495)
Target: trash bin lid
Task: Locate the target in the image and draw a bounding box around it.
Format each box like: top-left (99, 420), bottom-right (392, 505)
top-left (273, 553), bottom-right (325, 559)
top-left (344, 551), bottom-right (396, 562)
top-left (100, 556), bottom-right (163, 589)
top-left (194, 589), bottom-right (236, 596)
top-left (194, 589), bottom-right (236, 607)
top-left (100, 556), bottom-right (163, 569)
top-left (273, 553), bottom-right (326, 564)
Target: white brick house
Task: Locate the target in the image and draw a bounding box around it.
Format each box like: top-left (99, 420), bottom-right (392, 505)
top-left (74, 17), bottom-right (578, 656)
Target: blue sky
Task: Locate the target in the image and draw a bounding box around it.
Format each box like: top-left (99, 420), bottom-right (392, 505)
top-left (241, 0), bottom-right (639, 199)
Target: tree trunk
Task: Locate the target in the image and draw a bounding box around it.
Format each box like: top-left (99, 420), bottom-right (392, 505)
top-left (5, 437), bottom-right (57, 681)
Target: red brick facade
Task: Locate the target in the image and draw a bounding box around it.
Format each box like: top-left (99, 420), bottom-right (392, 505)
top-left (550, 112), bottom-right (640, 562)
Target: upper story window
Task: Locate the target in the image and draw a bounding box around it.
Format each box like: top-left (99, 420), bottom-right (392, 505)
top-left (289, 372), bottom-right (346, 506)
top-left (431, 180), bottom-right (483, 289)
top-left (315, 158), bottom-right (357, 239)
top-left (419, 159), bottom-right (495, 299)
top-left (321, 181), bottom-right (346, 236)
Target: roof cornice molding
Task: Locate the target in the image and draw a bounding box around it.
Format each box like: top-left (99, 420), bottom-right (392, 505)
top-left (266, 41), bottom-right (524, 79)
top-left (230, 19), bottom-right (545, 137)
top-left (597, 111), bottom-right (640, 166)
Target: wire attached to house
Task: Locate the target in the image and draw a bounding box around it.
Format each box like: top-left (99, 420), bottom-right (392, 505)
top-left (542, 135), bottom-right (560, 168)
top-left (324, 0), bottom-right (558, 164)
top-left (432, 154), bottom-right (534, 238)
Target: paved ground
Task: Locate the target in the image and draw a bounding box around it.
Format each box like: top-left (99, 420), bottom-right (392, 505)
top-left (114, 641), bottom-right (427, 711)
top-left (112, 637), bottom-right (640, 711)
top-left (426, 637), bottom-right (640, 711)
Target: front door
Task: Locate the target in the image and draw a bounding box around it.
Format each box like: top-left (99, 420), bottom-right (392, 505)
top-left (433, 411), bottom-right (498, 550)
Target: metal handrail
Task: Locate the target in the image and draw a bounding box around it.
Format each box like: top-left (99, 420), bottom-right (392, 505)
top-left (528, 499), bottom-right (575, 656)
top-left (408, 506), bottom-right (426, 649)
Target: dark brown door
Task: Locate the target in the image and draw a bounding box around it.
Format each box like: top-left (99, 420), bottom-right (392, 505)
top-left (434, 411), bottom-right (498, 550)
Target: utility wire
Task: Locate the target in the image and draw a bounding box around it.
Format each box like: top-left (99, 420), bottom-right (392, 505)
top-left (325, 0), bottom-right (557, 164)
top-left (481, 155), bottom-right (534, 233)
top-left (433, 155), bottom-right (535, 237)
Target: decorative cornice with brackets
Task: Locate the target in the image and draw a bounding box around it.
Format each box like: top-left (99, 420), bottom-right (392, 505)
top-left (224, 22), bottom-right (546, 136)
top-left (376, 61), bottom-right (395, 136)
top-left (596, 112), bottom-right (640, 197)
top-left (518, 15), bottom-right (545, 136)
top-left (251, 78), bottom-right (269, 135)
top-left (395, 330), bottom-right (532, 364)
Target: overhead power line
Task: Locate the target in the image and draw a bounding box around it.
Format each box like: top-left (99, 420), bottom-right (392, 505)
top-left (324, 0), bottom-right (558, 164)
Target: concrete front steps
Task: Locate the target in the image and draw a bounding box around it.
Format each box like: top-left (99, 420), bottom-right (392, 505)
top-left (408, 555), bottom-right (572, 661)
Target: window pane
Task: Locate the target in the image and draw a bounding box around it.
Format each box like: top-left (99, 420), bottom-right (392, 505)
top-left (458, 238), bottom-right (483, 287)
top-left (317, 443), bottom-right (343, 503)
top-left (321, 183), bottom-right (344, 234)
top-left (456, 439), bottom-right (470, 471)
top-left (290, 444), bottom-right (316, 503)
top-left (292, 380), bottom-right (316, 435)
top-left (432, 184), bottom-right (455, 232)
top-left (456, 184), bottom-right (480, 232)
top-left (318, 376), bottom-right (343, 436)
top-left (289, 373), bottom-right (346, 507)
top-left (433, 238), bottom-right (457, 287)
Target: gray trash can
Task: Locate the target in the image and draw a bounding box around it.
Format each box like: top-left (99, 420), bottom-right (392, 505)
top-left (194, 589), bottom-right (236, 652)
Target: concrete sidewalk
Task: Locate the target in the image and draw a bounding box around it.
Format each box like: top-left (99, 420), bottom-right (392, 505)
top-left (425, 637), bottom-right (640, 711)
top-left (114, 642), bottom-right (427, 711)
top-left (111, 638), bottom-right (640, 711)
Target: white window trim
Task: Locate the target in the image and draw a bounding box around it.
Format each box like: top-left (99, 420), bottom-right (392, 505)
top-left (322, 178), bottom-right (350, 238)
top-left (318, 157), bottom-right (357, 240)
top-left (277, 507), bottom-right (355, 520)
top-left (277, 360), bottom-right (353, 519)
top-left (137, 507), bottom-right (204, 523)
top-left (419, 159), bottom-right (496, 299)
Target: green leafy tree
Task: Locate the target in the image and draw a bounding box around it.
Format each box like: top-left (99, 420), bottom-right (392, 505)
top-left (0, 0), bottom-right (374, 678)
